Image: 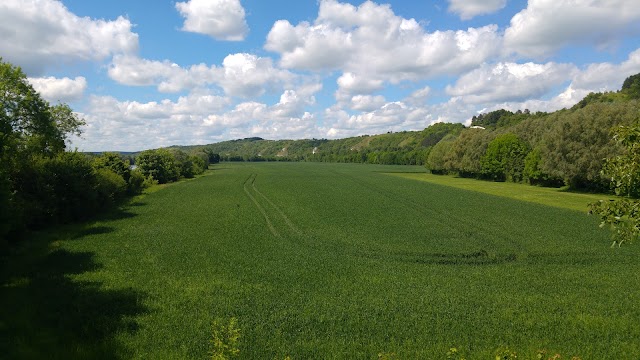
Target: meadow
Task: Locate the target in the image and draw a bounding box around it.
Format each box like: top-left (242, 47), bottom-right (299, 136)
top-left (2, 162), bottom-right (639, 359)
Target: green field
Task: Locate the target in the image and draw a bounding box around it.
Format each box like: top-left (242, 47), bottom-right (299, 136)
top-left (2, 162), bottom-right (640, 359)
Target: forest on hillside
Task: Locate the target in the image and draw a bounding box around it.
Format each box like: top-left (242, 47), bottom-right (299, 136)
top-left (191, 73), bottom-right (640, 193)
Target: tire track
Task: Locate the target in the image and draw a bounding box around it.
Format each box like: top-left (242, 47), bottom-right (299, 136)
top-left (251, 177), bottom-right (302, 235)
top-left (243, 174), bottom-right (279, 237)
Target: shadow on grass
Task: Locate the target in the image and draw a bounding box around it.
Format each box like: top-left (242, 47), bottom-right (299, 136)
top-left (0, 206), bottom-right (148, 359)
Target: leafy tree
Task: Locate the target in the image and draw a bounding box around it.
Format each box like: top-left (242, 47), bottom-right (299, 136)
top-left (539, 102), bottom-right (636, 190)
top-left (590, 120), bottom-right (640, 246)
top-left (93, 152), bottom-right (131, 182)
top-left (136, 149), bottom-right (179, 184)
top-left (0, 59), bottom-right (84, 160)
top-left (444, 128), bottom-right (494, 178)
top-left (426, 134), bottom-right (456, 174)
top-left (481, 133), bottom-right (530, 182)
top-left (621, 73), bottom-right (640, 99)
top-left (1, 59), bottom-right (85, 239)
top-left (171, 149), bottom-right (196, 178)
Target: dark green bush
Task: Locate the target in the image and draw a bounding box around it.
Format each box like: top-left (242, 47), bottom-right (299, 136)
top-left (94, 168), bottom-right (127, 207)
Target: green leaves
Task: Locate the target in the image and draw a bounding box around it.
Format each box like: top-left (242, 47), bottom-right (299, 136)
top-left (590, 119), bottom-right (640, 246)
top-left (481, 133), bottom-right (530, 182)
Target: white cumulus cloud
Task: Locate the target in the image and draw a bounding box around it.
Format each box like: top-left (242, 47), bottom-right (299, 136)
top-left (448, 0), bottom-right (507, 20)
top-left (0, 0), bottom-right (138, 75)
top-left (28, 76), bottom-right (87, 103)
top-left (446, 62), bottom-right (577, 104)
top-left (265, 0), bottom-right (501, 81)
top-left (176, 0), bottom-right (249, 41)
top-left (108, 55), bottom-right (219, 92)
top-left (505, 0), bottom-right (640, 58)
top-left (108, 53), bottom-right (297, 97)
top-left (350, 95), bottom-right (387, 112)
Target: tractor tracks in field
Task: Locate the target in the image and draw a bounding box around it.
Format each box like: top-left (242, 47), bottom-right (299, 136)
top-left (243, 173), bottom-right (302, 237)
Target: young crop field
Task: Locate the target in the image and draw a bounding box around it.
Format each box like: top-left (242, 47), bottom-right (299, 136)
top-left (2, 162), bottom-right (640, 359)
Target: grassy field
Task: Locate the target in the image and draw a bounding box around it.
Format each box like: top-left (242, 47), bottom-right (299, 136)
top-left (2, 162), bottom-right (639, 359)
top-left (388, 172), bottom-right (618, 213)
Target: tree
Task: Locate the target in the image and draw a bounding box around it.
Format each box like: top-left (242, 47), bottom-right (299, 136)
top-left (621, 73), bottom-right (640, 99)
top-left (1, 59), bottom-right (84, 160)
top-left (93, 152), bottom-right (131, 182)
top-left (539, 102), bottom-right (636, 190)
top-left (590, 120), bottom-right (640, 246)
top-left (1, 58), bottom-right (85, 240)
top-left (426, 134), bottom-right (456, 174)
top-left (443, 128), bottom-right (494, 178)
top-left (136, 149), bottom-right (179, 184)
top-left (481, 133), bottom-right (530, 182)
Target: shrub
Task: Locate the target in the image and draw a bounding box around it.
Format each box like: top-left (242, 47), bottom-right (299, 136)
top-left (127, 169), bottom-right (147, 195)
top-left (136, 149), bottom-right (179, 184)
top-left (481, 133), bottom-right (530, 182)
top-left (94, 168), bottom-right (127, 207)
top-left (93, 152), bottom-right (131, 182)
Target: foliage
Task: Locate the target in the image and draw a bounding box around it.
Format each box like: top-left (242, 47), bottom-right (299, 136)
top-left (601, 123), bottom-right (640, 197)
top-left (93, 152), bottom-right (131, 182)
top-left (444, 128), bottom-right (494, 177)
top-left (0, 59), bottom-right (90, 240)
top-left (136, 149), bottom-right (180, 184)
top-left (590, 120), bottom-right (640, 246)
top-left (622, 73), bottom-right (640, 99)
top-left (11, 152), bottom-right (99, 228)
top-left (420, 122), bottom-right (465, 147)
top-left (0, 170), bottom-right (11, 240)
top-left (426, 134), bottom-right (456, 174)
top-left (538, 102), bottom-right (636, 190)
top-left (127, 169), bottom-right (147, 195)
top-left (94, 168), bottom-right (127, 206)
top-left (210, 317), bottom-right (240, 360)
top-left (481, 133), bottom-right (530, 182)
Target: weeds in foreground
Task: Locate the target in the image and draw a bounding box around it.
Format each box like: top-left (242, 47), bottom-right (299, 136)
top-left (210, 317), bottom-right (240, 360)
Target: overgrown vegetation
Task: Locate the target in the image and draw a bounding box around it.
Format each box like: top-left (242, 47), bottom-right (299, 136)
top-left (590, 121), bottom-right (640, 246)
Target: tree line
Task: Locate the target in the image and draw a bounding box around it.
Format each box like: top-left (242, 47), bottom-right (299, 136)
top-left (0, 59), bottom-right (211, 245)
top-left (195, 74), bottom-right (640, 195)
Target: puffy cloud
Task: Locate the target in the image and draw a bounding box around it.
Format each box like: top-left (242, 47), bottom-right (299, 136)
top-left (505, 0), bottom-right (640, 57)
top-left (448, 0), bottom-right (507, 20)
top-left (571, 48), bottom-right (640, 92)
top-left (73, 87), bottom-right (324, 151)
top-left (489, 47), bottom-right (640, 114)
top-left (0, 0), bottom-right (138, 74)
top-left (28, 76), bottom-right (87, 103)
top-left (108, 55), bottom-right (218, 92)
top-left (219, 53), bottom-right (296, 97)
top-left (265, 0), bottom-right (501, 81)
top-left (446, 62), bottom-right (577, 104)
top-left (325, 100), bottom-right (437, 138)
top-left (175, 0), bottom-right (248, 41)
top-left (108, 53), bottom-right (296, 97)
top-left (350, 95), bottom-right (386, 111)
top-left (74, 93), bottom-right (231, 151)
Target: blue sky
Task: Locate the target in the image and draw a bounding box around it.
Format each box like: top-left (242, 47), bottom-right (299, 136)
top-left (2, 0), bottom-right (639, 151)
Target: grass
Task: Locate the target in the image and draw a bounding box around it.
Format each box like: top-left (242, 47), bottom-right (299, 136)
top-left (387, 172), bottom-right (618, 213)
top-left (1, 162), bottom-right (639, 359)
